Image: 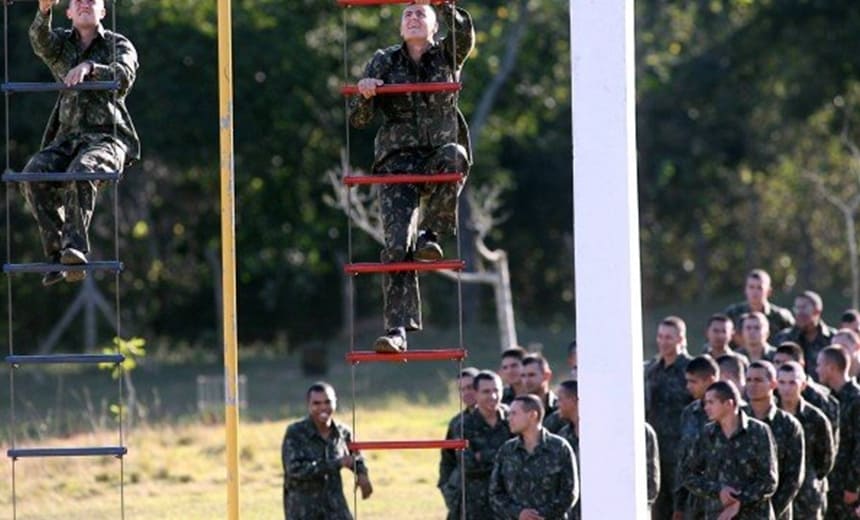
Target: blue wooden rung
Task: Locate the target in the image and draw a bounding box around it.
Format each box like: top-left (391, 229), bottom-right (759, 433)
top-left (3, 171), bottom-right (121, 183)
top-left (3, 261), bottom-right (123, 274)
top-left (8, 446), bottom-right (127, 459)
top-left (1, 81), bottom-right (119, 93)
top-left (6, 354), bottom-right (124, 366)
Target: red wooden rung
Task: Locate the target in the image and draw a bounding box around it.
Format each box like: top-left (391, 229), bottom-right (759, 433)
top-left (345, 260), bottom-right (465, 274)
top-left (349, 439), bottom-right (468, 451)
top-left (346, 348), bottom-right (467, 364)
top-left (338, 0), bottom-right (452, 7)
top-left (343, 172), bottom-right (463, 186)
top-left (341, 82), bottom-right (461, 96)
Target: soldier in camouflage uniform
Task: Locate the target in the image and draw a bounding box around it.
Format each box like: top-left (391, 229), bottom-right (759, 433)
top-left (438, 367), bottom-right (478, 515)
top-left (490, 395), bottom-right (578, 520)
top-left (349, 0), bottom-right (475, 352)
top-left (683, 381), bottom-right (778, 520)
top-left (521, 353), bottom-right (561, 430)
top-left (744, 361), bottom-right (805, 520)
top-left (816, 347), bottom-right (860, 519)
top-left (738, 312), bottom-right (778, 362)
top-left (772, 291), bottom-right (836, 380)
top-left (774, 342), bottom-right (841, 434)
top-left (499, 346), bottom-right (526, 405)
top-left (282, 382), bottom-right (372, 520)
top-left (25, 0), bottom-right (139, 286)
top-left (777, 361), bottom-right (834, 520)
top-left (723, 269), bottom-right (794, 345)
top-left (644, 316), bottom-right (693, 519)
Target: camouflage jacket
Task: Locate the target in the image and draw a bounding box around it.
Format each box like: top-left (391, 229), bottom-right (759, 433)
top-left (281, 417), bottom-right (367, 507)
top-left (645, 422), bottom-right (661, 508)
top-left (543, 410), bottom-right (569, 434)
top-left (490, 429), bottom-right (578, 520)
top-left (785, 399), bottom-right (834, 520)
top-left (501, 385), bottom-right (516, 405)
top-left (801, 380), bottom-right (840, 440)
top-left (438, 407), bottom-right (472, 489)
top-left (462, 407), bottom-right (512, 477)
top-left (772, 321), bottom-right (837, 380)
top-left (684, 410), bottom-right (778, 520)
top-left (645, 352), bottom-right (694, 458)
top-left (829, 380), bottom-right (860, 494)
top-left (743, 402), bottom-right (805, 519)
top-left (676, 399), bottom-right (710, 514)
top-left (349, 4), bottom-right (474, 170)
top-left (542, 391), bottom-right (560, 424)
top-left (736, 343), bottom-right (777, 362)
top-left (29, 10), bottom-right (139, 163)
top-left (724, 301), bottom-right (795, 341)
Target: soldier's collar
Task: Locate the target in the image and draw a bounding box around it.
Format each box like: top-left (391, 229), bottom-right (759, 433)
top-left (71, 23), bottom-right (107, 43)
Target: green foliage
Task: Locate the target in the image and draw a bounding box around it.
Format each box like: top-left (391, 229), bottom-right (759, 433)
top-left (99, 336), bottom-right (147, 379)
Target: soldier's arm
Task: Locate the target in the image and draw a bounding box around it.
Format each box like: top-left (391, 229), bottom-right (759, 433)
top-left (88, 35), bottom-right (138, 96)
top-left (282, 429), bottom-right (341, 481)
top-left (771, 421), bottom-right (805, 518)
top-left (349, 51), bottom-right (385, 129)
top-left (438, 420), bottom-right (458, 488)
top-left (537, 442), bottom-right (578, 518)
top-left (682, 436), bottom-right (722, 499)
top-left (344, 429), bottom-right (369, 476)
top-left (440, 4), bottom-right (475, 70)
top-left (848, 401), bottom-right (860, 492)
top-left (814, 410), bottom-right (836, 479)
top-left (29, 8), bottom-right (63, 68)
top-left (734, 429), bottom-right (778, 505)
top-left (646, 425), bottom-right (661, 506)
top-left (489, 454), bottom-right (521, 520)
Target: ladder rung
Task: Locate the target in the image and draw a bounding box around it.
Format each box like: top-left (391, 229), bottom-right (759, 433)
top-left (346, 348), bottom-right (467, 364)
top-left (6, 354), bottom-right (124, 366)
top-left (349, 440), bottom-right (468, 451)
top-left (345, 260), bottom-right (464, 274)
top-left (4, 261), bottom-right (123, 274)
top-left (343, 173), bottom-right (464, 186)
top-left (1, 81), bottom-right (119, 93)
top-left (341, 82), bottom-right (461, 95)
top-left (8, 446), bottom-right (127, 459)
top-left (3, 171), bottom-right (121, 182)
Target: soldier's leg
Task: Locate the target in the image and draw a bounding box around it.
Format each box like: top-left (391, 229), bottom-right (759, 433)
top-left (419, 143), bottom-right (469, 239)
top-left (20, 144), bottom-right (73, 258)
top-left (380, 182), bottom-right (421, 333)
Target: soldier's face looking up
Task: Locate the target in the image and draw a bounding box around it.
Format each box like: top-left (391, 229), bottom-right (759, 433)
top-left (745, 277), bottom-right (768, 305)
top-left (459, 376), bottom-right (477, 408)
top-left (685, 374), bottom-right (715, 401)
top-left (656, 324), bottom-right (683, 358)
top-left (520, 364), bottom-right (546, 394)
top-left (476, 379), bottom-right (501, 415)
top-left (400, 5), bottom-right (438, 44)
top-left (742, 316), bottom-right (767, 345)
top-left (507, 401), bottom-right (535, 434)
top-left (706, 321), bottom-right (732, 349)
top-left (745, 368), bottom-right (775, 401)
top-left (499, 356), bottom-right (523, 386)
top-left (67, 0), bottom-right (106, 30)
top-left (703, 391), bottom-right (735, 422)
top-left (307, 389), bottom-right (336, 426)
top-left (776, 371), bottom-right (804, 403)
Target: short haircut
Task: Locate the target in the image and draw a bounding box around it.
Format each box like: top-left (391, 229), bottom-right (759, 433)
top-left (306, 381), bottom-right (335, 400)
top-left (741, 311), bottom-right (768, 327)
top-left (473, 370), bottom-right (502, 390)
top-left (777, 361), bottom-right (806, 379)
top-left (706, 380), bottom-right (741, 406)
top-left (798, 290), bottom-right (824, 312)
top-left (747, 269), bottom-right (772, 287)
top-left (819, 346), bottom-right (849, 373)
top-left (841, 309), bottom-right (860, 324)
top-left (660, 316), bottom-right (687, 337)
top-left (460, 367), bottom-right (479, 379)
top-left (776, 342), bottom-right (804, 362)
top-left (686, 356), bottom-right (719, 379)
top-left (513, 394), bottom-right (545, 422)
top-left (567, 340), bottom-right (577, 355)
top-left (748, 360), bottom-right (777, 381)
top-left (716, 355), bottom-right (748, 380)
top-left (835, 329), bottom-right (860, 346)
top-left (558, 379), bottom-right (579, 399)
top-left (501, 346), bottom-right (526, 361)
top-left (522, 353), bottom-right (550, 373)
top-left (706, 313), bottom-right (732, 328)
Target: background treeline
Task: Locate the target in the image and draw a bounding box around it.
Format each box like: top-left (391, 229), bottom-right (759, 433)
top-left (3, 0), bottom-right (860, 352)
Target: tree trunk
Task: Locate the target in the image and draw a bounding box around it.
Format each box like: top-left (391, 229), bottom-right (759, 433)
top-left (843, 208), bottom-right (860, 308)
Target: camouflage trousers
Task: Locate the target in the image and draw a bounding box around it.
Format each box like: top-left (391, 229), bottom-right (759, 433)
top-left (443, 471), bottom-right (493, 520)
top-left (20, 134), bottom-right (125, 257)
top-left (793, 477), bottom-right (827, 520)
top-left (284, 489), bottom-right (353, 520)
top-left (376, 143), bottom-right (469, 331)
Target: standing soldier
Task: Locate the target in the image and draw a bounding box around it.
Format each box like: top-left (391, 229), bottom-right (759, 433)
top-left (450, 371), bottom-right (512, 520)
top-left (438, 366), bottom-right (479, 514)
top-left (744, 361), bottom-right (805, 519)
top-left (25, 0), bottom-right (139, 286)
top-left (816, 346), bottom-right (860, 519)
top-left (282, 382), bottom-right (372, 520)
top-left (701, 314), bottom-right (745, 362)
top-left (521, 353), bottom-right (560, 429)
top-left (772, 291), bottom-right (836, 379)
top-left (489, 395), bottom-right (578, 520)
top-left (499, 346), bottom-right (527, 405)
top-left (683, 381), bottom-right (778, 519)
top-left (724, 269), bottom-right (794, 346)
top-left (738, 312), bottom-right (777, 362)
top-left (777, 361), bottom-right (835, 520)
top-left (349, 0), bottom-right (475, 352)
top-left (773, 342), bottom-right (840, 432)
top-left (645, 316), bottom-right (693, 519)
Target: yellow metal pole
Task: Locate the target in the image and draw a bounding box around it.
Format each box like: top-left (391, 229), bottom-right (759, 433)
top-left (217, 0), bottom-right (240, 518)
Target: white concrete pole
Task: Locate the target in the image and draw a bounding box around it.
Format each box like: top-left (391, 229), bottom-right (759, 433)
top-left (572, 1), bottom-right (648, 518)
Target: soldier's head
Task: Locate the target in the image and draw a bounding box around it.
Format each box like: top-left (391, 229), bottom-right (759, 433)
top-left (521, 354), bottom-right (551, 396)
top-left (555, 379), bottom-right (578, 422)
top-left (306, 381), bottom-right (336, 426)
top-left (840, 309), bottom-right (860, 333)
top-left (473, 370), bottom-right (503, 415)
top-left (741, 312), bottom-right (769, 347)
top-left (832, 329), bottom-right (860, 375)
top-left (794, 290), bottom-right (824, 330)
top-left (400, 4), bottom-right (439, 45)
top-left (703, 381), bottom-right (741, 423)
top-left (744, 269), bottom-right (773, 305)
top-left (716, 354), bottom-right (748, 393)
top-left (499, 346), bottom-right (526, 387)
top-left (656, 316), bottom-right (686, 359)
top-left (816, 346), bottom-right (850, 388)
top-left (745, 360), bottom-right (777, 403)
top-left (67, 0), bottom-right (106, 31)
top-left (773, 342), bottom-right (804, 368)
top-left (458, 367), bottom-right (479, 408)
top-left (705, 314), bottom-right (733, 349)
top-left (508, 395), bottom-right (544, 435)
top-left (685, 356), bottom-right (719, 400)
top-left (776, 361), bottom-right (806, 405)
